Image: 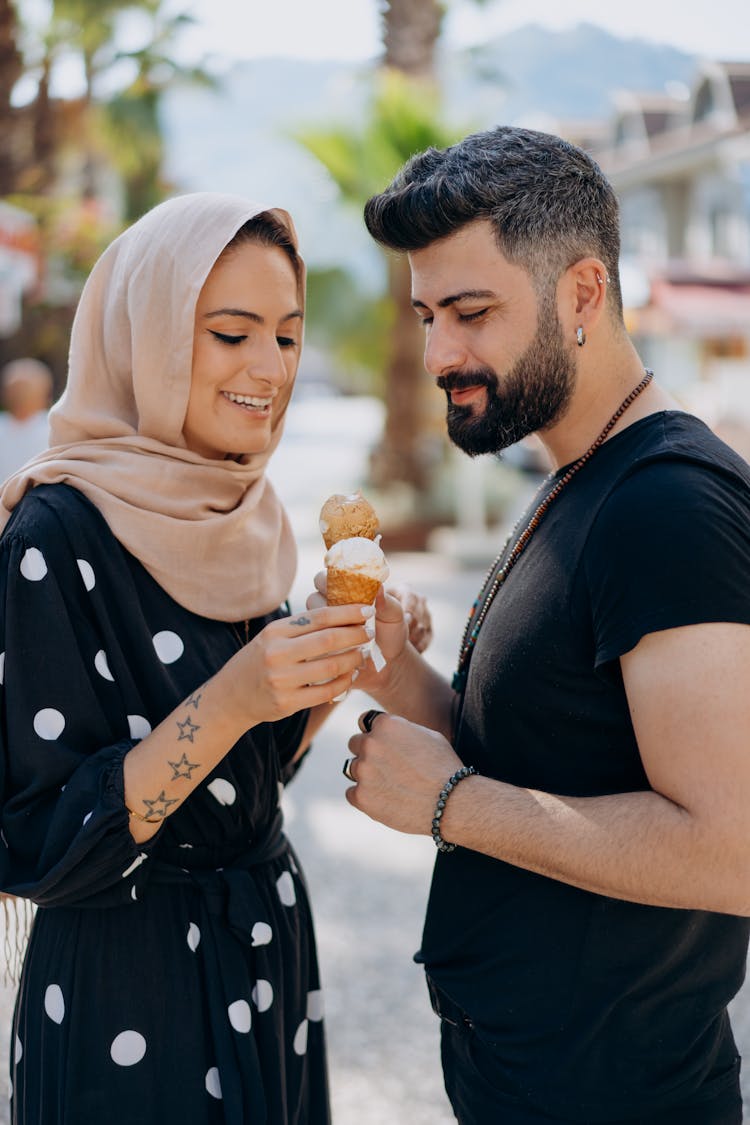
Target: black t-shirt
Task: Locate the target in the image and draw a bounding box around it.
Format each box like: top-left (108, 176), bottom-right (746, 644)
top-left (417, 412), bottom-right (750, 1120)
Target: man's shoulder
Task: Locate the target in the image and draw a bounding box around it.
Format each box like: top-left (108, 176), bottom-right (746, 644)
top-left (608, 411), bottom-right (750, 507)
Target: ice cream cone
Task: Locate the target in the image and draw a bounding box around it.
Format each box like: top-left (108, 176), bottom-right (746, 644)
top-left (320, 492), bottom-right (379, 549)
top-left (326, 567), bottom-right (382, 606)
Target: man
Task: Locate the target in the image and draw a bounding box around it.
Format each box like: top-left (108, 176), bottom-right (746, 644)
top-left (343, 127), bottom-right (750, 1123)
top-left (0, 357), bottom-right (53, 482)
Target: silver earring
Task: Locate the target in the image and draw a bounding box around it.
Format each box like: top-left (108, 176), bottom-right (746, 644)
top-left (596, 274), bottom-right (603, 285)
top-left (576, 326), bottom-right (586, 347)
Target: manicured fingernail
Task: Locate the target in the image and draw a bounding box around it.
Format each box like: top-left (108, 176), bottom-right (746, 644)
top-left (351, 669), bottom-right (359, 682)
top-left (361, 605), bottom-right (375, 618)
top-left (364, 618), bottom-right (376, 638)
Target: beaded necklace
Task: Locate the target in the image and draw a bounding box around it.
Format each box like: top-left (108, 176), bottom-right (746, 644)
top-left (451, 369), bottom-right (654, 694)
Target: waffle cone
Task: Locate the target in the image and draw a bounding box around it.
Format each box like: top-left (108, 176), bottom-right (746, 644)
top-left (326, 567), bottom-right (381, 606)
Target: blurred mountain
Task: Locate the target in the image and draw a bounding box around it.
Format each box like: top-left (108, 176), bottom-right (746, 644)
top-left (161, 22), bottom-right (697, 282)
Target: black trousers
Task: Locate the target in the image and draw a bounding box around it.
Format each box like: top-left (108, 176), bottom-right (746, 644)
top-left (428, 978), bottom-right (743, 1125)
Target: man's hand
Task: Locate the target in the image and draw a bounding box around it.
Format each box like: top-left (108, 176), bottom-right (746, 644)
top-left (344, 711), bottom-right (462, 834)
top-left (387, 582), bottom-right (433, 654)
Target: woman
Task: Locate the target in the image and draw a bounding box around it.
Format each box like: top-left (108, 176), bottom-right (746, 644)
top-left (0, 193), bottom-right (422, 1123)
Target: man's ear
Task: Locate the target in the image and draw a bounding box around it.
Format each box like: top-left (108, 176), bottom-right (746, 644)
top-left (557, 258), bottom-right (608, 341)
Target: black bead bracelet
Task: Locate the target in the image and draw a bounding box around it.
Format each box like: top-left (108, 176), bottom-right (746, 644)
top-left (431, 765), bottom-right (477, 852)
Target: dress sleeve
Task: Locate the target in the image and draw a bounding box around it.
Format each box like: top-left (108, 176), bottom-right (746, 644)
top-left (0, 527), bottom-right (158, 908)
top-left (583, 458), bottom-right (750, 669)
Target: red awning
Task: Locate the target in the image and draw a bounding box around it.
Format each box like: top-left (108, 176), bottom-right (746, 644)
top-left (631, 279), bottom-right (750, 336)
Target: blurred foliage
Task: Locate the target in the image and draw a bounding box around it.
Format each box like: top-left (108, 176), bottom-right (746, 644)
top-left (295, 68), bottom-right (464, 393)
top-left (298, 68), bottom-right (460, 207)
top-left (1, 0), bottom-right (211, 377)
top-left (304, 266), bottom-right (393, 395)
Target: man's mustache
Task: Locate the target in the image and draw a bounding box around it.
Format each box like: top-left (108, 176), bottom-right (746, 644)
top-left (436, 368), bottom-right (497, 394)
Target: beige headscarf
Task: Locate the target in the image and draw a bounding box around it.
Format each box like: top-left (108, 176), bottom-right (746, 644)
top-left (0, 192), bottom-right (303, 622)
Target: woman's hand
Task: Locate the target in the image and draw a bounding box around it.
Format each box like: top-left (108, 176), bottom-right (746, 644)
top-left (306, 574), bottom-right (433, 695)
top-left (218, 605), bottom-right (373, 729)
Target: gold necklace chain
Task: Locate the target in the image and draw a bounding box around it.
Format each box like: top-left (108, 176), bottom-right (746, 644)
top-left (451, 369), bottom-right (654, 693)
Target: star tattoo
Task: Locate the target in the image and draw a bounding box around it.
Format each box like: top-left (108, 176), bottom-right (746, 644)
top-left (185, 688), bottom-right (203, 709)
top-left (141, 791), bottom-right (178, 820)
top-left (176, 715), bottom-right (201, 742)
top-left (168, 752), bottom-right (200, 781)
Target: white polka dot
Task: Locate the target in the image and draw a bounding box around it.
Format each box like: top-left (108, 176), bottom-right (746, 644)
top-left (187, 922), bottom-right (201, 952)
top-left (251, 921), bottom-right (273, 947)
top-left (131, 886), bottom-right (138, 901)
top-left (20, 547), bottom-right (47, 581)
top-left (293, 1019), bottom-right (308, 1056)
top-left (121, 853), bottom-right (147, 879)
top-left (152, 631), bottom-right (184, 664)
top-left (127, 714), bottom-right (152, 740)
top-left (110, 1030), bottom-right (146, 1066)
top-left (14, 1035), bottom-right (22, 1063)
top-left (0, 651), bottom-right (4, 684)
top-left (205, 1067), bottom-right (222, 1099)
top-left (77, 559), bottom-right (95, 591)
top-left (33, 708), bottom-right (65, 740)
top-left (228, 1000), bottom-right (251, 1033)
top-left (307, 990), bottom-right (324, 1021)
top-left (252, 979), bottom-right (273, 1012)
top-left (276, 871), bottom-right (296, 907)
top-left (207, 778), bottom-right (236, 806)
top-left (44, 984), bottom-right (65, 1024)
top-left (289, 854), bottom-right (298, 874)
top-left (82, 811), bottom-right (92, 827)
top-left (94, 650), bottom-right (114, 681)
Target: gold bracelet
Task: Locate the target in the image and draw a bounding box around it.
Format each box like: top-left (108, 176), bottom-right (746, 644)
top-left (125, 804), bottom-right (164, 824)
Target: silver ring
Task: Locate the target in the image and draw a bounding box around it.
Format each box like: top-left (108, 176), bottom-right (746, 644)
top-left (360, 709), bottom-right (384, 734)
top-left (342, 757), bottom-right (356, 781)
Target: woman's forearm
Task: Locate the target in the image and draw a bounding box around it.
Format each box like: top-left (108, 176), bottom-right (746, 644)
top-left (123, 672), bottom-right (249, 843)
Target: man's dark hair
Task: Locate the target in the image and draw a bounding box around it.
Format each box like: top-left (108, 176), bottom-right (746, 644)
top-left (364, 126), bottom-right (623, 317)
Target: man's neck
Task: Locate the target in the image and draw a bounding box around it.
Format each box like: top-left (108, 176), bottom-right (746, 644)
top-left (538, 345), bottom-right (678, 470)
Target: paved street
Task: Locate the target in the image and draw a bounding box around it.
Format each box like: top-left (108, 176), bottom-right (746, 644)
top-left (0, 393), bottom-right (748, 1121)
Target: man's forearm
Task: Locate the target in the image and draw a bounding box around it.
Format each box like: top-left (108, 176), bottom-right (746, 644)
top-left (440, 775), bottom-right (750, 916)
top-left (368, 646), bottom-right (456, 740)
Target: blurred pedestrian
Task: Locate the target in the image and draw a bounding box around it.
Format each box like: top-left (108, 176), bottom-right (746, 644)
top-left (0, 192), bottom-right (427, 1125)
top-left (0, 358), bottom-right (53, 482)
top-left (336, 126), bottom-right (750, 1124)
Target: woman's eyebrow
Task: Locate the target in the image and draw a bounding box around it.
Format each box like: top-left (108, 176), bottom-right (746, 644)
top-left (203, 308), bottom-right (303, 323)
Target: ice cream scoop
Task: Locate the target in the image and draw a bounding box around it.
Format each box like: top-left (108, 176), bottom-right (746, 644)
top-left (319, 491), bottom-right (379, 550)
top-left (324, 535), bottom-right (389, 606)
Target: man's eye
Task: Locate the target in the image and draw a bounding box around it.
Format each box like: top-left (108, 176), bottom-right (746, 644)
top-left (210, 331), bottom-right (245, 345)
top-left (458, 309), bottom-right (488, 323)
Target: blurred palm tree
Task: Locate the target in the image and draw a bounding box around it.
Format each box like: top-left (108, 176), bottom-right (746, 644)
top-left (299, 0), bottom-right (494, 514)
top-left (51, 0), bottom-right (214, 216)
top-left (98, 2), bottom-right (216, 220)
top-left (299, 71), bottom-right (462, 496)
top-left (0, 0), bottom-right (23, 194)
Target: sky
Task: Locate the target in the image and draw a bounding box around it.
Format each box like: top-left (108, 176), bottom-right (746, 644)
top-left (175, 0), bottom-right (750, 66)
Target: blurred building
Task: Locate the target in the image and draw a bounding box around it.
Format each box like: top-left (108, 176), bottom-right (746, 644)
top-left (592, 61), bottom-right (750, 452)
top-left (0, 201), bottom-right (38, 338)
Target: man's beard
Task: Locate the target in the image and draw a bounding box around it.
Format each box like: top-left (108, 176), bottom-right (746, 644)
top-left (437, 307), bottom-right (576, 457)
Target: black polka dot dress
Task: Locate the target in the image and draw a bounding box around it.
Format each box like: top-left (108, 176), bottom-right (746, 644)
top-left (0, 484), bottom-right (330, 1124)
